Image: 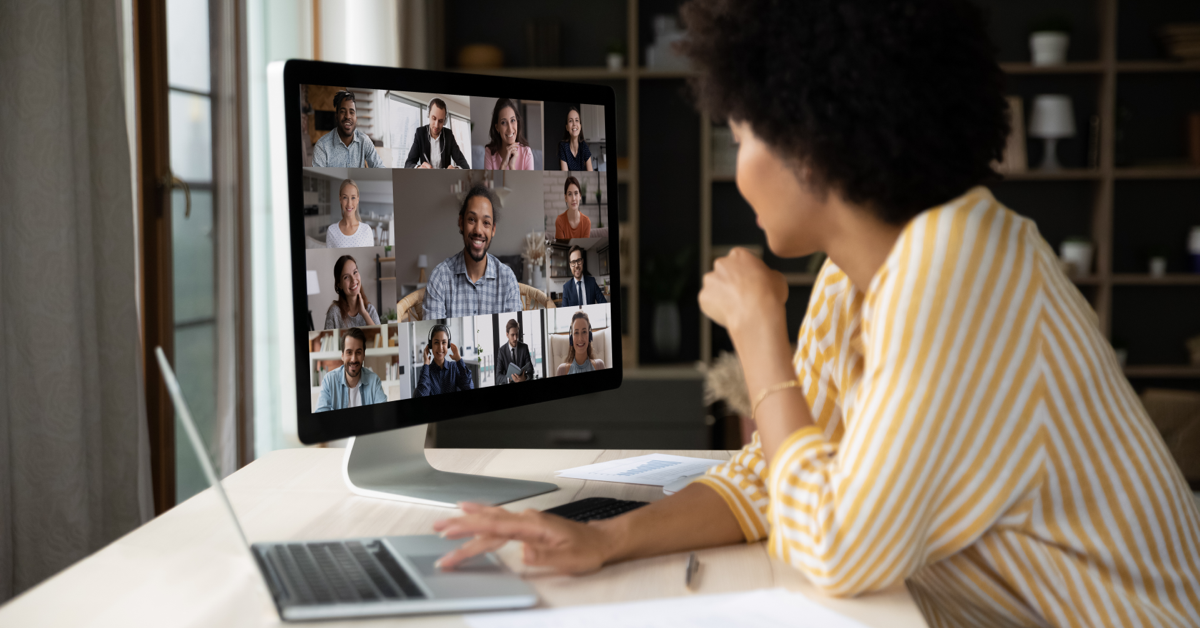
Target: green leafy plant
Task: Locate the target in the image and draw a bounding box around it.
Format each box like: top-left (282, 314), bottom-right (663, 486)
top-left (385, 308), bottom-right (397, 322)
top-left (1030, 15), bottom-right (1072, 34)
top-left (644, 246), bottom-right (695, 303)
top-left (607, 40), bottom-right (625, 55)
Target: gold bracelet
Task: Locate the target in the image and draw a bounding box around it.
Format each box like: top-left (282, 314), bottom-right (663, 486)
top-left (751, 379), bottom-right (801, 421)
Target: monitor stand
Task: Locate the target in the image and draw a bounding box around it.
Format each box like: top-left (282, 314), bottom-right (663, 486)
top-left (342, 424), bottom-right (558, 508)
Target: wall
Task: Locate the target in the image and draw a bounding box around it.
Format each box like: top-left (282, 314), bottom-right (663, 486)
top-left (391, 170), bottom-right (545, 285)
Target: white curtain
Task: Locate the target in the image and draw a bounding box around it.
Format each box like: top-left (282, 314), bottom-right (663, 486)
top-left (0, 0), bottom-right (153, 602)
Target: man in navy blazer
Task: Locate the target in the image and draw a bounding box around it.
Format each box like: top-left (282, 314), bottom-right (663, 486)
top-left (560, 245), bottom-right (607, 307)
top-left (404, 98), bottom-right (470, 169)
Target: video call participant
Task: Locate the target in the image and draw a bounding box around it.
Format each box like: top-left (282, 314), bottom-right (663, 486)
top-left (325, 179), bottom-right (374, 248)
top-left (560, 245), bottom-right (606, 307)
top-left (415, 324), bottom-right (474, 396)
top-left (556, 311), bottom-right (605, 375)
top-left (558, 106), bottom-right (593, 171)
top-left (324, 255), bottom-right (380, 329)
top-left (496, 319), bottom-right (533, 384)
top-left (404, 98), bottom-right (468, 169)
top-left (554, 176), bottom-right (591, 239)
top-left (423, 185), bottom-right (522, 318)
top-left (312, 90), bottom-right (384, 168)
top-left (483, 98), bottom-right (534, 170)
top-left (314, 328), bottom-right (386, 412)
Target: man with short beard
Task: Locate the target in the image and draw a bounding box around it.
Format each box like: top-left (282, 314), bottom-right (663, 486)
top-left (423, 185), bottom-right (521, 318)
top-left (312, 90), bottom-right (384, 168)
top-left (315, 327), bottom-right (386, 411)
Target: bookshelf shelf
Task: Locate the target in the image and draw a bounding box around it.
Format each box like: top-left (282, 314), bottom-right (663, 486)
top-left (1116, 61), bottom-right (1200, 73)
top-left (1113, 274), bottom-right (1200, 286)
top-left (999, 62), bottom-right (1105, 74)
top-left (1124, 365), bottom-right (1200, 378)
top-left (1113, 167), bottom-right (1200, 180)
top-left (1001, 169), bottom-right (1104, 181)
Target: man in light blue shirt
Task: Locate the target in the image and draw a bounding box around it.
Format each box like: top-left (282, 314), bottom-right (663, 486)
top-left (312, 90), bottom-right (384, 168)
top-left (315, 328), bottom-right (387, 412)
top-left (423, 185), bottom-right (522, 318)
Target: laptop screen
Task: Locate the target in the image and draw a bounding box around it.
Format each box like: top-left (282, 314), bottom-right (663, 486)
top-left (284, 65), bottom-right (621, 442)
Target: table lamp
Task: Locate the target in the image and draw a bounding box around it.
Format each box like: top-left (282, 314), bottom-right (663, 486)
top-left (417, 254), bottom-right (428, 283)
top-left (306, 270), bottom-right (320, 331)
top-left (1029, 95), bottom-right (1075, 170)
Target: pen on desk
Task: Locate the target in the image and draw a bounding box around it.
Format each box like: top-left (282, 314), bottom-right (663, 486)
top-left (684, 552), bottom-right (700, 591)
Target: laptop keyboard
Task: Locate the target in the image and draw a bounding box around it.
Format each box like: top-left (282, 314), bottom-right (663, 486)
top-left (266, 540), bottom-right (426, 606)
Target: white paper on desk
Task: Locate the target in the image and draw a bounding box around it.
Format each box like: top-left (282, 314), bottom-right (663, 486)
top-left (555, 453), bottom-right (723, 486)
top-left (464, 588), bottom-right (872, 628)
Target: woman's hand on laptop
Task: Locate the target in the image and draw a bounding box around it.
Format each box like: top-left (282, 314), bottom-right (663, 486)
top-left (433, 502), bottom-right (614, 574)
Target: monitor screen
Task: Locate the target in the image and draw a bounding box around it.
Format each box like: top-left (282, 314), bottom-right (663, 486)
top-left (280, 62), bottom-right (622, 444)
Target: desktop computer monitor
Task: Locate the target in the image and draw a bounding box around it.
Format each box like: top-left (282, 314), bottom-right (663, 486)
top-left (272, 60), bottom-right (622, 507)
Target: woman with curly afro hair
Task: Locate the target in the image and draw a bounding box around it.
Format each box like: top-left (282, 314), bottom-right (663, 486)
top-left (433, 2), bottom-right (1200, 625)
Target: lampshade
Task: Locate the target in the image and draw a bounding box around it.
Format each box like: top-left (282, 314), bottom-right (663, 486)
top-left (417, 255), bottom-right (428, 269)
top-left (1028, 95), bottom-right (1076, 139)
top-left (306, 270), bottom-right (320, 296)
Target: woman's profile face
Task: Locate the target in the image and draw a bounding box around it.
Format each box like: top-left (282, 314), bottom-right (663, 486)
top-left (731, 119), bottom-right (824, 258)
top-left (495, 106), bottom-right (518, 146)
top-left (566, 110), bottom-right (581, 139)
top-left (565, 183), bottom-right (581, 211)
top-left (570, 319), bottom-right (590, 352)
top-left (340, 184), bottom-right (358, 219)
top-left (339, 260), bottom-right (360, 298)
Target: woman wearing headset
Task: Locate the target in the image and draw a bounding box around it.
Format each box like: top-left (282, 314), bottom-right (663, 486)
top-left (323, 255), bottom-right (379, 329)
top-left (434, 1), bottom-right (1200, 625)
top-left (555, 311), bottom-right (604, 375)
top-left (415, 324), bottom-right (473, 396)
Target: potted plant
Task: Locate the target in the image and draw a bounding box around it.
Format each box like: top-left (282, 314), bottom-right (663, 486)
top-left (644, 247), bottom-right (694, 360)
top-left (606, 40), bottom-right (625, 71)
top-left (1030, 15), bottom-right (1071, 66)
top-left (1146, 244), bottom-right (1172, 277)
top-left (580, 180), bottom-right (588, 205)
top-left (1059, 235), bottom-right (1093, 278)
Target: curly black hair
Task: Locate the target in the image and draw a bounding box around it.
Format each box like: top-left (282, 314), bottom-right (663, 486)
top-left (678, 0), bottom-right (1009, 224)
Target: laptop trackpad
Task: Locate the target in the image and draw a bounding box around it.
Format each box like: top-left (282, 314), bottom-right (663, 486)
top-left (408, 553), bottom-right (503, 576)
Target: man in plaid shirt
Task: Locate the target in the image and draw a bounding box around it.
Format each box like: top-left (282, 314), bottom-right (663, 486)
top-left (423, 185), bottom-right (522, 318)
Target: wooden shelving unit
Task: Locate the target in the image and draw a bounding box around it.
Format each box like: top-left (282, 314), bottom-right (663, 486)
top-left (697, 0), bottom-right (1200, 380)
top-left (442, 0), bottom-right (1200, 378)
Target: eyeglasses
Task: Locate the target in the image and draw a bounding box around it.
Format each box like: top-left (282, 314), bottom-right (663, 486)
top-left (569, 259), bottom-right (584, 267)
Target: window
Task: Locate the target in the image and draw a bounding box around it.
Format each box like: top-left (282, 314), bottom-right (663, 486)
top-left (388, 94), bottom-right (422, 168)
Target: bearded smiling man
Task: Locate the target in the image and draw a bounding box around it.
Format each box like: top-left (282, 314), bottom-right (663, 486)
top-left (312, 90), bottom-right (384, 168)
top-left (423, 185), bottom-right (521, 318)
top-left (315, 327), bottom-right (386, 412)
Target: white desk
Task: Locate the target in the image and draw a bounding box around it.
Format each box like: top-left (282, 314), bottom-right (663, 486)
top-left (0, 449), bottom-right (928, 627)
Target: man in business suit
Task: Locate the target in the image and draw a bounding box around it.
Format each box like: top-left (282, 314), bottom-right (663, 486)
top-left (404, 98), bottom-right (470, 169)
top-left (560, 245), bottom-right (607, 308)
top-left (496, 319), bottom-right (534, 384)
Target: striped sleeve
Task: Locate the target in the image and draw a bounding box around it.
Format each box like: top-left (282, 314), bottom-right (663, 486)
top-left (767, 195), bottom-right (1046, 597)
top-left (697, 260), bottom-right (845, 543)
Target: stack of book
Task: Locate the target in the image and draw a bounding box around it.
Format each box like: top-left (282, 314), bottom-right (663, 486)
top-left (1160, 24), bottom-right (1200, 61)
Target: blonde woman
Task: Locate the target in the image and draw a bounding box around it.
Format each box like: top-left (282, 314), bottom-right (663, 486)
top-left (555, 311), bottom-right (604, 375)
top-left (324, 179), bottom-right (374, 248)
top-left (432, 0), bottom-right (1200, 626)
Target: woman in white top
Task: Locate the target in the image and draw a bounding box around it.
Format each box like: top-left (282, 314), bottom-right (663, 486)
top-left (325, 179), bottom-right (375, 248)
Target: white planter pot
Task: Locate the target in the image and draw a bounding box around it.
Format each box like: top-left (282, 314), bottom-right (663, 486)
top-left (1149, 256), bottom-right (1168, 277)
top-left (1059, 240), bottom-right (1093, 277)
top-left (1030, 32), bottom-right (1069, 66)
top-left (606, 52), bottom-right (624, 71)
top-left (652, 303), bottom-right (681, 359)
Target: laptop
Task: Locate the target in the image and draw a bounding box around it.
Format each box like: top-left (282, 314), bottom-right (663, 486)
top-left (154, 347), bottom-right (538, 621)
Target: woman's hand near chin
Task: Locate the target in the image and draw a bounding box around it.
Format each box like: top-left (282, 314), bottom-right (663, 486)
top-left (699, 247), bottom-right (788, 333)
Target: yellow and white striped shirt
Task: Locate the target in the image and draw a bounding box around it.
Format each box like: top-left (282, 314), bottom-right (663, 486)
top-left (697, 187), bottom-right (1200, 627)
